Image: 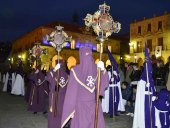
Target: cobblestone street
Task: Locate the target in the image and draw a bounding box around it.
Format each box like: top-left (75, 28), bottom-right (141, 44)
top-left (0, 92), bottom-right (133, 128)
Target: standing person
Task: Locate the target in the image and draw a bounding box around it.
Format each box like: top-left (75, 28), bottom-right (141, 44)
top-left (153, 60), bottom-right (165, 86)
top-left (27, 65), bottom-right (47, 114)
top-left (133, 45), bottom-right (156, 128)
top-left (165, 56), bottom-right (170, 91)
top-left (130, 63), bottom-right (142, 86)
top-left (2, 71), bottom-right (6, 86)
top-left (61, 46), bottom-right (109, 128)
top-left (152, 89), bottom-right (170, 128)
top-left (3, 64), bottom-right (15, 93)
top-left (11, 60), bottom-right (25, 96)
top-left (107, 48), bottom-right (125, 117)
top-left (46, 59), bottom-right (68, 128)
top-left (25, 68), bottom-right (35, 103)
top-left (125, 62), bottom-right (133, 84)
top-left (102, 65), bottom-right (111, 114)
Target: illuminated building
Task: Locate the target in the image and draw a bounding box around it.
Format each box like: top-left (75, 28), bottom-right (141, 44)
top-left (129, 12), bottom-right (170, 63)
top-left (11, 21), bottom-right (126, 71)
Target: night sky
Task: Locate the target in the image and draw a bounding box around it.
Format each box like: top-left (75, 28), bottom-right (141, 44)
top-left (0, 0), bottom-right (170, 42)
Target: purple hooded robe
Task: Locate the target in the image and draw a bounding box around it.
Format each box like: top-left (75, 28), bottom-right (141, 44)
top-left (152, 89), bottom-right (170, 128)
top-left (46, 60), bottom-right (68, 128)
top-left (25, 69), bottom-right (35, 102)
top-left (61, 47), bottom-right (109, 128)
top-left (28, 68), bottom-right (47, 112)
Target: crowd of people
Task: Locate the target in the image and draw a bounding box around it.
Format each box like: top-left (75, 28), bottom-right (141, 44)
top-left (116, 56), bottom-right (170, 117)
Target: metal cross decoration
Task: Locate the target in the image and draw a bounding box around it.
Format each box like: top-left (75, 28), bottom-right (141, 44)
top-left (84, 2), bottom-right (121, 41)
top-left (45, 25), bottom-right (72, 53)
top-left (84, 2), bottom-right (121, 128)
top-left (29, 43), bottom-right (47, 67)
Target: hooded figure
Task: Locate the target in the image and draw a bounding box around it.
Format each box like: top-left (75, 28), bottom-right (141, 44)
top-left (46, 59), bottom-right (68, 128)
top-left (27, 65), bottom-right (47, 113)
top-left (11, 62), bottom-right (24, 96)
top-left (25, 68), bottom-right (35, 102)
top-left (133, 45), bottom-right (156, 128)
top-left (3, 65), bottom-right (16, 93)
top-left (61, 46), bottom-right (109, 128)
top-left (152, 89), bottom-right (170, 128)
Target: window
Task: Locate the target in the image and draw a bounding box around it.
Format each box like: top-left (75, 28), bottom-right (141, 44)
top-left (147, 23), bottom-right (151, 32)
top-left (71, 40), bottom-right (75, 49)
top-left (137, 41), bottom-right (142, 52)
top-left (138, 26), bottom-right (141, 34)
top-left (158, 21), bottom-right (162, 30)
top-left (158, 37), bottom-right (163, 50)
top-left (147, 39), bottom-right (152, 52)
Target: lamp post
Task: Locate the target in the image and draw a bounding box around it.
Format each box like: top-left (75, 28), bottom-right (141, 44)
top-left (84, 2), bottom-right (121, 128)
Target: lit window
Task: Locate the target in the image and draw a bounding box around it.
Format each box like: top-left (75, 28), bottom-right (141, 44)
top-left (158, 21), bottom-right (162, 30)
top-left (71, 40), bottom-right (75, 49)
top-left (138, 26), bottom-right (141, 34)
top-left (97, 44), bottom-right (100, 52)
top-left (147, 23), bottom-right (151, 32)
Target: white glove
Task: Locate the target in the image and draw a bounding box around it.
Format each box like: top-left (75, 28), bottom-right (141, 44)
top-left (111, 78), bottom-right (114, 82)
top-left (35, 69), bottom-right (39, 74)
top-left (146, 82), bottom-right (150, 87)
top-left (152, 96), bottom-right (156, 101)
top-left (97, 61), bottom-right (105, 71)
top-left (113, 71), bottom-right (118, 76)
top-left (53, 63), bottom-right (60, 72)
top-left (38, 79), bottom-right (41, 84)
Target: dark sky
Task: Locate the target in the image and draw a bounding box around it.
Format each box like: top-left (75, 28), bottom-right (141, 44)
top-left (0, 0), bottom-right (170, 42)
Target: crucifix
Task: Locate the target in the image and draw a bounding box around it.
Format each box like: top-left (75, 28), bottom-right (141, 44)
top-left (45, 25), bottom-right (72, 116)
top-left (84, 2), bottom-right (121, 128)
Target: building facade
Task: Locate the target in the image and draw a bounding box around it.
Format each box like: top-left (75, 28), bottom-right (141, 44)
top-left (11, 22), bottom-right (123, 71)
top-left (129, 12), bottom-right (170, 63)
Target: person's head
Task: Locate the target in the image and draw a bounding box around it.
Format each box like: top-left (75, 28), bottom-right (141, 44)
top-left (157, 60), bottom-right (164, 68)
top-left (121, 81), bottom-right (128, 89)
top-left (151, 55), bottom-right (156, 61)
top-left (106, 65), bottom-right (112, 71)
top-left (132, 85), bottom-right (137, 93)
top-left (132, 63), bottom-right (138, 70)
top-left (124, 62), bottom-right (128, 68)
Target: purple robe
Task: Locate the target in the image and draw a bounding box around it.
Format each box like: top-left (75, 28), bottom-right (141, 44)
top-left (7, 70), bottom-right (13, 93)
top-left (61, 47), bottom-right (109, 128)
top-left (152, 89), bottom-right (170, 128)
top-left (28, 69), bottom-right (47, 112)
top-left (25, 70), bottom-right (35, 103)
top-left (46, 61), bottom-right (68, 128)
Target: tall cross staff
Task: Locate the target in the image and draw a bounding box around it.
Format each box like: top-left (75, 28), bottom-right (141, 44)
top-left (29, 43), bottom-right (47, 68)
top-left (145, 46), bottom-right (153, 128)
top-left (46, 25), bottom-right (71, 116)
top-left (29, 43), bottom-right (47, 104)
top-left (84, 2), bottom-right (121, 128)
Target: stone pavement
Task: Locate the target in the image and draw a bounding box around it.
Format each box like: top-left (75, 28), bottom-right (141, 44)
top-left (0, 92), bottom-right (133, 128)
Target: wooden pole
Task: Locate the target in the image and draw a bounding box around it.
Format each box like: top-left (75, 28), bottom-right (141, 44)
top-left (94, 41), bottom-right (103, 128)
top-left (145, 58), bottom-right (152, 128)
top-left (54, 51), bottom-right (60, 117)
